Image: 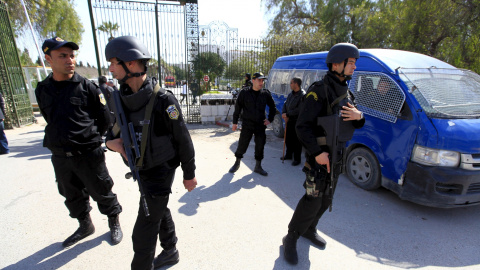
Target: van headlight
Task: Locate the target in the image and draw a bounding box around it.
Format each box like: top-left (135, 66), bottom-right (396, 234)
top-left (411, 145), bottom-right (460, 167)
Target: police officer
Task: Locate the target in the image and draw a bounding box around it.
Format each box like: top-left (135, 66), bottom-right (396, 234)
top-left (0, 91), bottom-right (9, 155)
top-left (35, 37), bottom-right (123, 248)
top-left (281, 77), bottom-right (305, 166)
top-left (98, 75), bottom-right (115, 125)
top-left (107, 79), bottom-right (118, 91)
top-left (104, 36), bottom-right (197, 270)
top-left (229, 72), bottom-right (276, 176)
top-left (282, 43), bottom-right (365, 265)
top-left (242, 73), bottom-right (252, 89)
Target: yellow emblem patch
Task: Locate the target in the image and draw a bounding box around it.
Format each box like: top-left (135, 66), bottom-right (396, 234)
top-left (166, 104), bottom-right (179, 120)
top-left (306, 91), bottom-right (318, 101)
top-left (99, 93), bottom-right (107, 106)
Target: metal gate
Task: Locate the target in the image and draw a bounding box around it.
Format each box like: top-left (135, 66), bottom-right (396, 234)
top-left (88, 0), bottom-right (201, 123)
top-left (197, 21), bottom-right (308, 90)
top-left (0, 0), bottom-right (34, 129)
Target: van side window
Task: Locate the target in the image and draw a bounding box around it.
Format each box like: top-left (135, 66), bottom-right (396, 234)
top-left (303, 70), bottom-right (318, 90)
top-left (267, 70), bottom-right (279, 94)
top-left (351, 72), bottom-right (406, 123)
top-left (278, 70), bottom-right (291, 96)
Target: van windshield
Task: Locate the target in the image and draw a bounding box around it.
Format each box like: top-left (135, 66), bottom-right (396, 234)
top-left (400, 68), bottom-right (480, 119)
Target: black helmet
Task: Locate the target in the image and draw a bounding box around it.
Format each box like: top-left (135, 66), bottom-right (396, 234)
top-left (326, 43), bottom-right (359, 64)
top-left (105, 36), bottom-right (151, 83)
top-left (105, 36), bottom-right (151, 62)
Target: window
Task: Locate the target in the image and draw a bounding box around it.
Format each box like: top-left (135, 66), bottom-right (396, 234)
top-left (351, 72), bottom-right (405, 123)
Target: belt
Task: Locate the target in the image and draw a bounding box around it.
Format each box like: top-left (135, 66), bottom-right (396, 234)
top-left (52, 146), bottom-right (99, 157)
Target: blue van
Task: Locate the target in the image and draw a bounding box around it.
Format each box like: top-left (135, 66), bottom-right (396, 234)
top-left (266, 49), bottom-right (480, 208)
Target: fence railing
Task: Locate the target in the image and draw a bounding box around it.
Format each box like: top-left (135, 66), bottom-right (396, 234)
top-left (0, 0), bottom-right (34, 128)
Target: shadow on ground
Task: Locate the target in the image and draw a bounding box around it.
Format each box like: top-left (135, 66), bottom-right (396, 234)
top-left (178, 126), bottom-right (480, 269)
top-left (2, 233), bottom-right (109, 270)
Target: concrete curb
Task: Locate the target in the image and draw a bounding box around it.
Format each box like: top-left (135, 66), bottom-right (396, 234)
top-left (215, 121), bottom-right (230, 128)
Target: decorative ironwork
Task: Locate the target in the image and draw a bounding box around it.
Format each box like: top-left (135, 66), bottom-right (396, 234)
top-left (89, 0), bottom-right (201, 123)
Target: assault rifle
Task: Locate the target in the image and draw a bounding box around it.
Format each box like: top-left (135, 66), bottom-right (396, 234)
top-left (317, 111), bottom-right (354, 212)
top-left (111, 89), bottom-right (150, 217)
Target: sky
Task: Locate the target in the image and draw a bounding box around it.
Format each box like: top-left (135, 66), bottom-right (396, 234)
top-left (18, 0), bottom-right (271, 68)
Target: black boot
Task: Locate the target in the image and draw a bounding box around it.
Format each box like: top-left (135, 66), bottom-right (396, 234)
top-left (282, 232), bottom-right (299, 265)
top-left (302, 228), bottom-right (327, 249)
top-left (229, 158), bottom-right (241, 173)
top-left (153, 247), bottom-right (179, 269)
top-left (108, 214), bottom-right (123, 245)
top-left (62, 213), bottom-right (95, 248)
top-left (254, 160), bottom-right (268, 176)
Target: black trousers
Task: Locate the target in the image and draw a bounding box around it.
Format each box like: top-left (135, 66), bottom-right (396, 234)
top-left (285, 119), bottom-right (302, 161)
top-left (234, 123), bottom-right (266, 161)
top-left (288, 171), bottom-right (334, 236)
top-left (131, 170), bottom-right (177, 270)
top-left (51, 147), bottom-right (122, 219)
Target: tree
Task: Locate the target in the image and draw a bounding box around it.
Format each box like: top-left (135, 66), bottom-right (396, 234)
top-left (6, 0), bottom-right (83, 45)
top-left (173, 65), bottom-right (187, 81)
top-left (192, 52), bottom-right (226, 90)
top-left (263, 0), bottom-right (372, 47)
top-left (224, 56), bottom-right (254, 81)
top-left (97, 21), bottom-right (120, 41)
top-left (263, 0), bottom-right (480, 73)
top-left (18, 48), bottom-right (34, 66)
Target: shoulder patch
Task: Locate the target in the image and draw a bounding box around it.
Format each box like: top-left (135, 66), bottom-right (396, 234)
top-left (166, 104), bottom-right (179, 120)
top-left (305, 91), bottom-right (318, 101)
top-left (99, 93), bottom-right (107, 106)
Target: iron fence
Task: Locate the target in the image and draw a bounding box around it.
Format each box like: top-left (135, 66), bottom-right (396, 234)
top-left (0, 0), bottom-right (34, 128)
top-left (89, 0), bottom-right (201, 123)
top-left (90, 0), bottom-right (310, 124)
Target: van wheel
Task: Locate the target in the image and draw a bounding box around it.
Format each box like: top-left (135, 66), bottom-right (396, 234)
top-left (346, 148), bottom-right (381, 190)
top-left (272, 114), bottom-right (284, 138)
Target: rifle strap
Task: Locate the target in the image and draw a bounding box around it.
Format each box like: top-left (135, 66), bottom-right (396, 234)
top-left (112, 122), bottom-right (121, 137)
top-left (136, 83), bottom-right (161, 168)
top-left (323, 82), bottom-right (347, 115)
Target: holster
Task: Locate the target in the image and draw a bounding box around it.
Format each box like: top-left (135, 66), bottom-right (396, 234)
top-left (303, 161), bottom-right (328, 198)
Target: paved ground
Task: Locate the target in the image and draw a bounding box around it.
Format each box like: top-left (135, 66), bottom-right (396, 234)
top-left (1, 114), bottom-right (480, 270)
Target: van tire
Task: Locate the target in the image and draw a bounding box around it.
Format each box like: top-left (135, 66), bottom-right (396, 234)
top-left (346, 147), bottom-right (381, 190)
top-left (272, 114), bottom-right (284, 138)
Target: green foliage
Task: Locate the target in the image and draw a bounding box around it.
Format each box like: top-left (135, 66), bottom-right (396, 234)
top-left (97, 21), bottom-right (120, 41)
top-left (18, 48), bottom-right (34, 66)
top-left (173, 65), bottom-right (187, 81)
top-left (192, 52), bottom-right (226, 87)
top-left (147, 58), bottom-right (178, 80)
top-left (6, 0), bottom-right (83, 45)
top-left (224, 54), bottom-right (256, 80)
top-left (263, 0), bottom-right (480, 73)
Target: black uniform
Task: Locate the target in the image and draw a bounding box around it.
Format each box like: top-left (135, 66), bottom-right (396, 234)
top-left (99, 82), bottom-right (115, 125)
top-left (281, 89), bottom-right (305, 162)
top-left (35, 72), bottom-right (122, 219)
top-left (107, 77), bottom-right (195, 270)
top-left (288, 71), bottom-right (365, 236)
top-left (232, 86), bottom-right (276, 161)
top-left (0, 91), bottom-right (9, 154)
top-left (242, 79), bottom-right (252, 89)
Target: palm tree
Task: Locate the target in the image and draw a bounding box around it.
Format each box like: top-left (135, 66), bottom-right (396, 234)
top-left (97, 21), bottom-right (119, 41)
